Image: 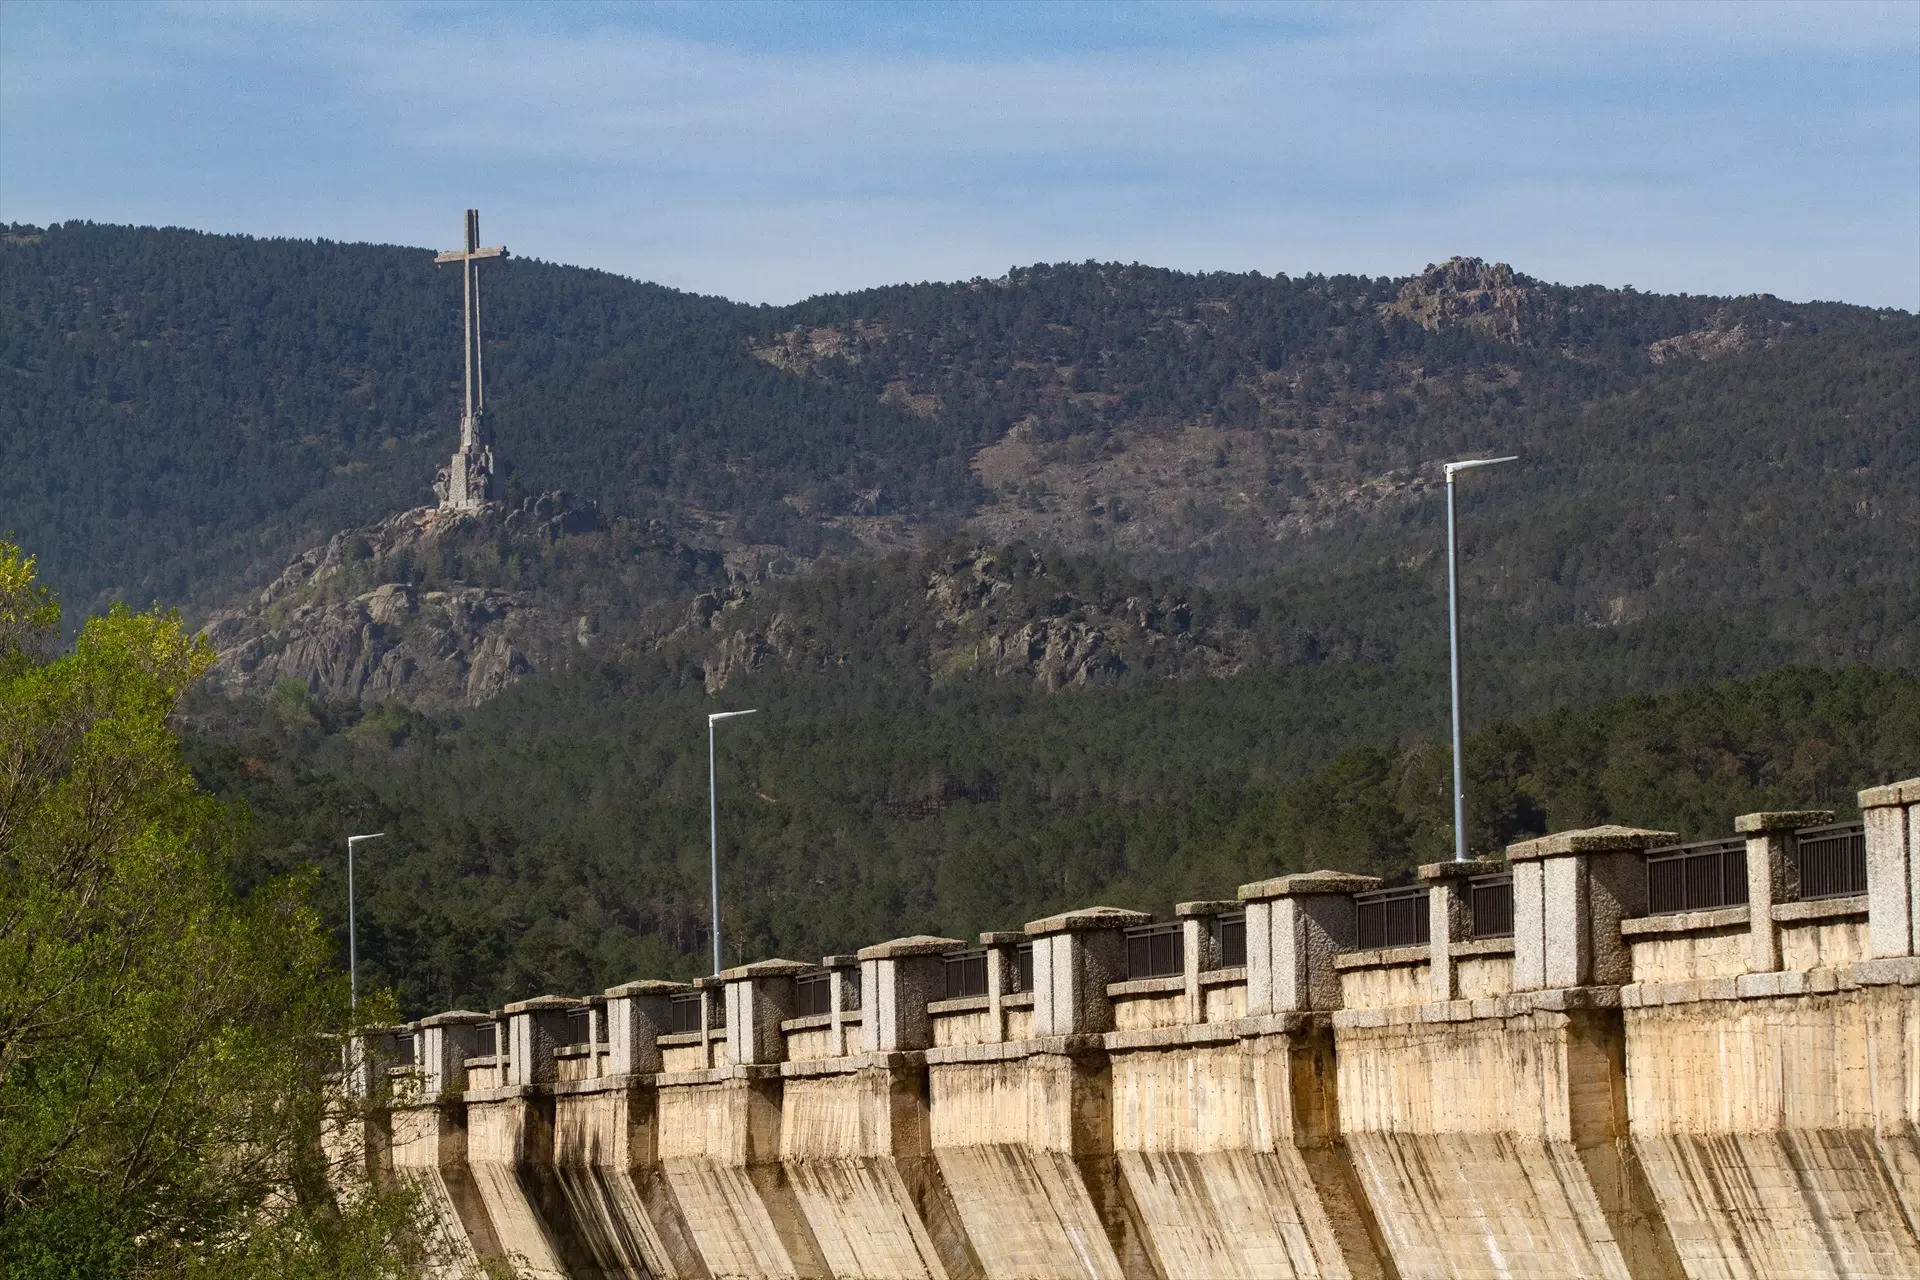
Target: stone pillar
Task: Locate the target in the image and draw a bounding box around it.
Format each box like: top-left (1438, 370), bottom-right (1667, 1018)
top-left (1736, 809), bottom-right (1833, 973)
top-left (603, 980), bottom-right (684, 1076)
top-left (1240, 871), bottom-right (1380, 1015)
top-left (416, 1010), bottom-right (491, 1099)
top-left (1025, 907), bottom-right (1147, 1036)
top-left (821, 954), bottom-right (861, 1056)
top-left (692, 975), bottom-right (725, 1069)
top-left (717, 958), bottom-right (812, 1066)
top-left (980, 930), bottom-right (1025, 1041)
top-left (857, 934), bottom-right (963, 1052)
top-left (1175, 899), bottom-right (1238, 1021)
top-left (1509, 826), bottom-right (1673, 991)
top-left (1862, 779), bottom-right (1920, 958)
top-left (505, 995), bottom-right (581, 1087)
top-left (1419, 859), bottom-right (1503, 1001)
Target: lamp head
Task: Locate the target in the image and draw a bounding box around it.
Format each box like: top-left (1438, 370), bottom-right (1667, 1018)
top-left (1444, 455), bottom-right (1519, 478)
top-left (708, 709), bottom-right (759, 725)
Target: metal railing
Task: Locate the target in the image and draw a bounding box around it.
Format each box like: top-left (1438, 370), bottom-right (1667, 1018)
top-left (1647, 838), bottom-right (1748, 914)
top-left (1469, 874), bottom-right (1514, 939)
top-left (1215, 911), bottom-right (1247, 967)
top-left (668, 993), bottom-right (702, 1035)
top-left (794, 972), bottom-right (832, 1017)
top-left (1356, 885), bottom-right (1430, 950)
top-left (563, 1007), bottom-right (594, 1047)
top-left (476, 1024), bottom-right (498, 1058)
top-left (1125, 921), bottom-right (1184, 979)
top-left (1795, 822), bottom-right (1866, 900)
top-left (943, 950), bottom-right (989, 999)
top-left (1013, 943), bottom-right (1034, 993)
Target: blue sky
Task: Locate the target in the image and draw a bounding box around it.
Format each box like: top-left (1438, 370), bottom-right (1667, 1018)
top-left (3, 0), bottom-right (1916, 307)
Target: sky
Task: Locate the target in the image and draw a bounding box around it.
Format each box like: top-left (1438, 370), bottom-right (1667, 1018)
top-left (2, 0), bottom-right (1916, 308)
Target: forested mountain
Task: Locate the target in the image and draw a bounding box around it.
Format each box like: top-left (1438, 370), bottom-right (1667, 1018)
top-left (5, 222), bottom-right (1914, 652)
top-left (8, 219), bottom-right (1915, 1015)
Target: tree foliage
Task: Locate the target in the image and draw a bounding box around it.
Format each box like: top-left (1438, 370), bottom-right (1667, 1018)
top-left (0, 541), bottom-right (422, 1278)
top-left (188, 593), bottom-right (1919, 1017)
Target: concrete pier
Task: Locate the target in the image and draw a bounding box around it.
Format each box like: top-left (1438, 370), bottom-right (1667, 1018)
top-left (351, 778), bottom-right (1920, 1278)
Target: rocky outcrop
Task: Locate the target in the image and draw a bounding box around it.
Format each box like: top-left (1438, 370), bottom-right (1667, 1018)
top-left (687, 545), bottom-right (1241, 694)
top-left (204, 576), bottom-right (542, 711)
top-left (1384, 257), bottom-right (1549, 343)
top-left (200, 493), bottom-right (657, 712)
top-left (1646, 314), bottom-right (1770, 363)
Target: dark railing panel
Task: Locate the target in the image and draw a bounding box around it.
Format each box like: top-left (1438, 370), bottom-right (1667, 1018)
top-left (794, 972), bottom-right (832, 1018)
top-left (1125, 922), bottom-right (1184, 979)
top-left (563, 1008), bottom-right (593, 1047)
top-left (1647, 839), bottom-right (1748, 914)
top-left (668, 993), bottom-right (702, 1035)
top-left (1470, 875), bottom-right (1514, 939)
top-left (708, 990), bottom-right (727, 1029)
top-left (1796, 822), bottom-right (1867, 900)
top-left (944, 950), bottom-right (989, 1000)
top-left (476, 1024), bottom-right (498, 1058)
top-left (1013, 943), bottom-right (1034, 994)
top-left (1216, 912), bottom-right (1247, 968)
top-left (1356, 886), bottom-right (1430, 950)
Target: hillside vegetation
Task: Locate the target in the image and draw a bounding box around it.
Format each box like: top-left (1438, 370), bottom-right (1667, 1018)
top-left (186, 659), bottom-right (1919, 1016)
top-left (5, 224), bottom-right (1914, 668)
top-left (9, 221), bottom-right (1915, 1019)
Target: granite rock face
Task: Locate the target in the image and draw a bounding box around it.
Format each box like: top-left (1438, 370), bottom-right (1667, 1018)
top-left (200, 493), bottom-right (637, 711)
top-left (685, 544), bottom-right (1242, 694)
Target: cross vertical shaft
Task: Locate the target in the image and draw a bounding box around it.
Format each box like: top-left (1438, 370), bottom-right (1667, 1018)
top-left (434, 209), bottom-right (508, 510)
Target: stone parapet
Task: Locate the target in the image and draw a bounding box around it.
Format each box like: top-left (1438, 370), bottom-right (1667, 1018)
top-left (1024, 906), bottom-right (1145, 1036)
top-left (856, 934), bottom-right (963, 1053)
top-left (1418, 858), bottom-right (1503, 1000)
top-left (1240, 869), bottom-right (1380, 1015)
top-left (349, 782), bottom-right (1920, 1278)
top-left (1863, 776), bottom-right (1920, 957)
top-left (1509, 824), bottom-right (1672, 990)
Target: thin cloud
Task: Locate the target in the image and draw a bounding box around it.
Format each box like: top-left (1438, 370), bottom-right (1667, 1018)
top-left (2, 1), bottom-right (1913, 307)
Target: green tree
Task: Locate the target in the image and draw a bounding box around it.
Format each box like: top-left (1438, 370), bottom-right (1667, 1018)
top-left (0, 541), bottom-right (424, 1278)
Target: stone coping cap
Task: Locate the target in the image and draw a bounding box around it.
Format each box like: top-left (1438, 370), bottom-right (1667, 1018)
top-left (602, 980), bottom-right (691, 998)
top-left (1417, 858), bottom-right (1505, 882)
top-left (1175, 899), bottom-right (1242, 917)
top-left (502, 995), bottom-right (586, 1013)
top-left (1238, 870), bottom-right (1383, 901)
top-left (978, 931), bottom-right (1026, 945)
top-left (1734, 809), bottom-right (1834, 833)
top-left (820, 954), bottom-right (860, 967)
top-left (714, 958), bottom-right (813, 981)
top-left (416, 1010), bottom-right (492, 1027)
top-left (1859, 778), bottom-right (1920, 807)
top-left (1506, 825), bottom-right (1678, 861)
top-left (1024, 906), bottom-right (1151, 936)
top-left (856, 934), bottom-right (968, 959)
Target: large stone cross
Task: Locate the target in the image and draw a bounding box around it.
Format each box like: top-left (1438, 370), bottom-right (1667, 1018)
top-left (434, 209), bottom-right (508, 510)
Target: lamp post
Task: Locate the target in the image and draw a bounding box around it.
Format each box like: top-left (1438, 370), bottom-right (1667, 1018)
top-left (1443, 456), bottom-right (1518, 862)
top-left (707, 710), bottom-right (758, 975)
top-left (346, 833), bottom-right (386, 1012)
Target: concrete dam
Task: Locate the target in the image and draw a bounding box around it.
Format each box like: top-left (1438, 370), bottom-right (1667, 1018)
top-left (340, 778), bottom-right (1920, 1278)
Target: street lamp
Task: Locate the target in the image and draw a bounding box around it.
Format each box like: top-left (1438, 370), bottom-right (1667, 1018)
top-left (1443, 456), bottom-right (1518, 863)
top-left (707, 710), bottom-right (758, 975)
top-left (346, 832), bottom-right (387, 1011)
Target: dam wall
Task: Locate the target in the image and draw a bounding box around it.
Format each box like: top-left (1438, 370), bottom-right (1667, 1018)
top-left (345, 780), bottom-right (1920, 1278)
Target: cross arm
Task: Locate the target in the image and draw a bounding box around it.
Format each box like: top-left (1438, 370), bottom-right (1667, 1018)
top-left (433, 246), bottom-right (509, 264)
